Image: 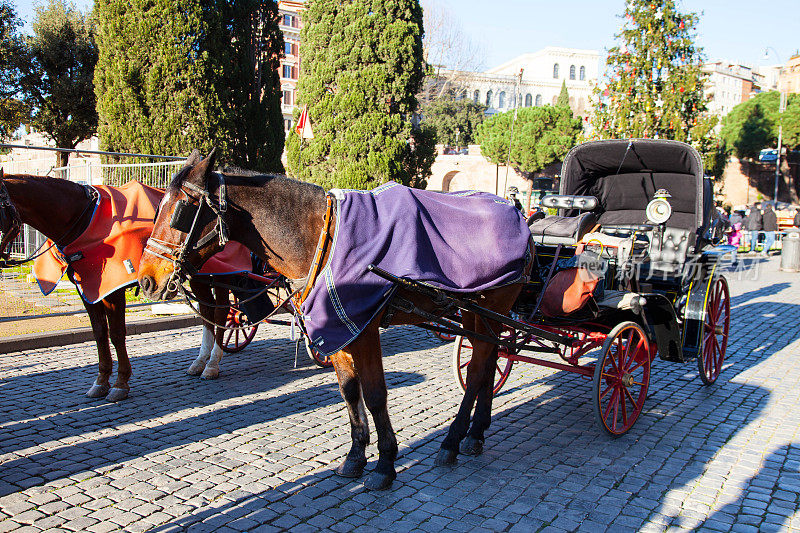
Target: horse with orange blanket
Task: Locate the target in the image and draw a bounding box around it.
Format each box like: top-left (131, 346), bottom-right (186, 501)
top-left (0, 169), bottom-right (251, 401)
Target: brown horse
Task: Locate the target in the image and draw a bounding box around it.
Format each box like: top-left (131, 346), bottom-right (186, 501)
top-left (0, 168), bottom-right (237, 401)
top-left (138, 150), bottom-right (526, 490)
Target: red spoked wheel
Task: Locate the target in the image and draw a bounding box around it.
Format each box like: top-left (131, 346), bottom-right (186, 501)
top-left (451, 328), bottom-right (517, 396)
top-left (305, 336), bottom-right (333, 368)
top-left (592, 322), bottom-right (651, 436)
top-left (221, 295), bottom-right (259, 353)
top-left (698, 276), bottom-right (730, 385)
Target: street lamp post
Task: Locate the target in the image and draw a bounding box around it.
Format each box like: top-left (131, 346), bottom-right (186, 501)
top-left (763, 47), bottom-right (785, 204)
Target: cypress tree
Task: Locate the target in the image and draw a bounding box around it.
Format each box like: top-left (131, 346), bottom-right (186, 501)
top-left (285, 0), bottom-right (433, 190)
top-left (94, 0), bottom-right (285, 172)
top-left (557, 81), bottom-right (569, 108)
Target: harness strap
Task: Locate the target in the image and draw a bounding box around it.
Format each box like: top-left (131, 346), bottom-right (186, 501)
top-left (295, 194), bottom-right (334, 306)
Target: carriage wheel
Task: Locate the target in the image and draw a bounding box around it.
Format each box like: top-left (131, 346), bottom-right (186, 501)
top-left (592, 321), bottom-right (651, 436)
top-left (451, 329), bottom-right (515, 396)
top-left (305, 336), bottom-right (333, 368)
top-left (221, 295), bottom-right (259, 353)
top-left (697, 276), bottom-right (730, 385)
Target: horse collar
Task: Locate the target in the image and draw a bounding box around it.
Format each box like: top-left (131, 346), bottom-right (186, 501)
top-left (293, 194), bottom-right (335, 306)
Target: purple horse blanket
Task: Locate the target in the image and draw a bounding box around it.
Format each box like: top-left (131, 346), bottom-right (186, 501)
top-left (300, 181), bottom-right (531, 356)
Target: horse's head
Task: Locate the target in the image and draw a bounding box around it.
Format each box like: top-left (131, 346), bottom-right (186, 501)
top-left (0, 169), bottom-right (23, 266)
top-left (138, 149), bottom-right (229, 300)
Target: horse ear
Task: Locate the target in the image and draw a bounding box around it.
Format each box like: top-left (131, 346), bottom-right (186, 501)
top-left (192, 147), bottom-right (217, 187)
top-left (185, 149), bottom-right (202, 167)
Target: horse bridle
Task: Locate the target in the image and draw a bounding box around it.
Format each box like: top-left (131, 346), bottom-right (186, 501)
top-left (144, 173), bottom-right (230, 289)
top-left (0, 180), bottom-right (22, 265)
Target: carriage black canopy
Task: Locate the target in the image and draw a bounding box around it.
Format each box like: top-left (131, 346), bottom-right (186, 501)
top-left (559, 139), bottom-right (708, 233)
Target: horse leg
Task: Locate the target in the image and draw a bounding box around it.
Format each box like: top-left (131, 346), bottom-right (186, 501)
top-left (187, 279), bottom-right (214, 376)
top-left (201, 284), bottom-right (228, 379)
top-left (460, 345), bottom-right (498, 456)
top-left (103, 289), bottom-right (130, 402)
top-left (347, 326), bottom-right (398, 490)
top-left (330, 351), bottom-right (369, 479)
top-left (435, 311), bottom-right (499, 465)
top-left (84, 300), bottom-right (112, 399)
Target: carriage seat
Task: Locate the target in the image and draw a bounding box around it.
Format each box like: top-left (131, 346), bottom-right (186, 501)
top-left (529, 194), bottom-right (599, 246)
top-left (529, 212), bottom-right (597, 246)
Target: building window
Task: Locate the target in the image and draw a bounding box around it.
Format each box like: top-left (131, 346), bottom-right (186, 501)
top-left (486, 90), bottom-right (493, 107)
top-left (498, 91), bottom-right (506, 108)
top-left (535, 94), bottom-right (542, 106)
top-left (282, 65), bottom-right (297, 79)
top-left (282, 90), bottom-right (292, 105)
top-left (284, 118), bottom-right (293, 131)
top-left (525, 93), bottom-right (532, 107)
top-left (552, 95), bottom-right (558, 105)
top-left (473, 90), bottom-right (480, 103)
top-left (569, 65), bottom-right (576, 80)
top-left (553, 63), bottom-right (559, 79)
top-left (580, 66), bottom-right (586, 80)
top-left (283, 14), bottom-right (293, 26)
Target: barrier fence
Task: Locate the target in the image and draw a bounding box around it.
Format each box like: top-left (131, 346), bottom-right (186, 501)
top-left (1, 146), bottom-right (184, 333)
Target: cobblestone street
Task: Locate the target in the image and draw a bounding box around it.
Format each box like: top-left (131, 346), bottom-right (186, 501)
top-left (1, 256), bottom-right (799, 532)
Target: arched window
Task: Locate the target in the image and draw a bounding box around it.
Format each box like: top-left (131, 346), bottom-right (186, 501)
top-left (553, 63), bottom-right (559, 79)
top-left (579, 66), bottom-right (586, 80)
top-left (569, 96), bottom-right (575, 107)
top-left (485, 90), bottom-right (493, 107)
top-left (498, 91), bottom-right (506, 108)
top-left (525, 93), bottom-right (532, 107)
top-left (459, 89), bottom-right (467, 100)
top-left (552, 95), bottom-right (558, 105)
top-left (569, 65), bottom-right (576, 80)
top-left (473, 90), bottom-right (480, 103)
top-left (535, 94), bottom-right (542, 106)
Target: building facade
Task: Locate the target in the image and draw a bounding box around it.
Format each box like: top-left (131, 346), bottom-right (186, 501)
top-left (277, 1), bottom-right (305, 132)
top-left (702, 61), bottom-right (759, 117)
top-left (778, 54), bottom-right (800, 94)
top-left (441, 47), bottom-right (601, 119)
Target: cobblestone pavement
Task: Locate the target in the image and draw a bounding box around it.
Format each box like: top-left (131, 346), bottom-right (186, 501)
top-left (1, 256), bottom-right (799, 532)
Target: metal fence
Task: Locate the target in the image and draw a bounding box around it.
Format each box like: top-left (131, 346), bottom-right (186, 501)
top-left (1, 146), bottom-right (183, 330)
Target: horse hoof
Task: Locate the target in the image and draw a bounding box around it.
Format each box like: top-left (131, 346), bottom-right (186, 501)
top-left (105, 388), bottom-right (129, 402)
top-left (186, 363), bottom-right (205, 376)
top-left (86, 383), bottom-right (110, 398)
top-left (334, 458), bottom-right (367, 478)
top-left (460, 436), bottom-right (484, 456)
top-left (364, 471), bottom-right (395, 491)
top-left (434, 448), bottom-right (458, 466)
top-left (201, 367), bottom-right (219, 379)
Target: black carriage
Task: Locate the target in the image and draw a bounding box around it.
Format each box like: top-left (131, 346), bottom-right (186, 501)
top-left (382, 139), bottom-right (732, 436)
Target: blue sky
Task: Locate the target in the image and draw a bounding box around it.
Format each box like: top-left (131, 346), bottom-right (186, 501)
top-left (14, 0), bottom-right (800, 69)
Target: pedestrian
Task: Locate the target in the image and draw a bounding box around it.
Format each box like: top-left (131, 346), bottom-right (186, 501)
top-left (744, 203), bottom-right (763, 253)
top-left (506, 187), bottom-right (523, 212)
top-left (793, 207), bottom-right (800, 228)
top-left (762, 203), bottom-right (778, 256)
top-left (728, 209), bottom-right (744, 263)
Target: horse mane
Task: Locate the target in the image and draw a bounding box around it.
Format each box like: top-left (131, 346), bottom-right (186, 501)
top-left (170, 162), bottom-right (326, 199)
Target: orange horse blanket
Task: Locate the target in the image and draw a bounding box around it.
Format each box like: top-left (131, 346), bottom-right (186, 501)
top-left (33, 182), bottom-right (251, 304)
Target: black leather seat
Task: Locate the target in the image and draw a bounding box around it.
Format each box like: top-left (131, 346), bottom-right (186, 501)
top-left (529, 212), bottom-right (597, 246)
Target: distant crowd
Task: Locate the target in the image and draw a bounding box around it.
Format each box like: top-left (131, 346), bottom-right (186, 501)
top-left (724, 202), bottom-right (800, 258)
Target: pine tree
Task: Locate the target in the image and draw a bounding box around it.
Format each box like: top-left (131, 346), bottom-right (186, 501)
top-left (590, 0), bottom-right (708, 144)
top-left (557, 81), bottom-right (569, 108)
top-left (94, 0), bottom-right (284, 172)
top-left (285, 0), bottom-right (433, 190)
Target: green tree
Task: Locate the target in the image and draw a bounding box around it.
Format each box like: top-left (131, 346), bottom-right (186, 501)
top-left (94, 0), bottom-right (284, 172)
top-left (720, 91), bottom-right (800, 156)
top-left (18, 0), bottom-right (97, 166)
top-left (285, 0), bottom-right (432, 190)
top-left (420, 97), bottom-right (486, 147)
top-left (590, 0), bottom-right (710, 148)
top-left (0, 1), bottom-right (27, 139)
top-left (476, 105), bottom-right (582, 175)
top-left (557, 80), bottom-right (569, 108)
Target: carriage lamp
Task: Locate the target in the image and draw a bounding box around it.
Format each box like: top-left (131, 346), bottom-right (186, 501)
top-left (646, 189), bottom-right (673, 225)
